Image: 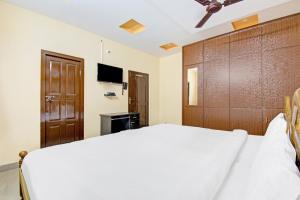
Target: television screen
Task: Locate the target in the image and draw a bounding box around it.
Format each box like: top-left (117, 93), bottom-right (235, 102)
top-left (97, 63), bottom-right (123, 84)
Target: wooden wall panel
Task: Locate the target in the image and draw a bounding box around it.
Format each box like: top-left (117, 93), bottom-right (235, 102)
top-left (183, 42), bottom-right (203, 66)
top-left (183, 106), bottom-right (203, 127)
top-left (203, 36), bottom-right (230, 129)
top-left (230, 54), bottom-right (262, 108)
top-left (262, 48), bottom-right (295, 108)
top-left (230, 27), bottom-right (262, 109)
top-left (204, 35), bottom-right (229, 61)
top-left (204, 108), bottom-right (229, 130)
top-left (262, 15), bottom-right (300, 51)
top-left (183, 14), bottom-right (300, 135)
top-left (229, 27), bottom-right (263, 134)
top-left (203, 35), bottom-right (229, 108)
top-left (230, 108), bottom-right (263, 135)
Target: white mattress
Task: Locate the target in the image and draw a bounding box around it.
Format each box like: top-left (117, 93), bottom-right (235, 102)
top-left (215, 135), bottom-right (263, 200)
top-left (22, 124), bottom-right (248, 200)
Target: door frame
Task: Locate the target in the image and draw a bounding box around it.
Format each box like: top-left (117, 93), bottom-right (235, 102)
top-left (128, 70), bottom-right (149, 126)
top-left (40, 50), bottom-right (84, 148)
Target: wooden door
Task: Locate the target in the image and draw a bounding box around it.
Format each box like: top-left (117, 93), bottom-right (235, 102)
top-left (128, 71), bottom-right (149, 127)
top-left (203, 35), bottom-right (230, 130)
top-left (182, 41), bottom-right (204, 127)
top-left (183, 63), bottom-right (204, 127)
top-left (41, 50), bottom-right (84, 148)
top-left (229, 26), bottom-right (263, 135)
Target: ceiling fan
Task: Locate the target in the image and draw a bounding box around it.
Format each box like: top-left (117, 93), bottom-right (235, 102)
top-left (195, 0), bottom-right (243, 28)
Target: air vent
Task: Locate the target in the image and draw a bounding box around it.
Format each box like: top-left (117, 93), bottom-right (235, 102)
top-left (119, 19), bottom-right (145, 34)
top-left (232, 15), bottom-right (259, 31)
top-left (160, 43), bottom-right (178, 51)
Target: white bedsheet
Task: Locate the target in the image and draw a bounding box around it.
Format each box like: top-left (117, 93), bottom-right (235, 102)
top-left (215, 135), bottom-right (263, 200)
top-left (22, 124), bottom-right (248, 200)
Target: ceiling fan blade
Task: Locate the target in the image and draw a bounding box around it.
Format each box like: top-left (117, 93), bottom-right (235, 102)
top-left (223, 0), bottom-right (243, 7)
top-left (194, 0), bottom-right (211, 6)
top-left (195, 12), bottom-right (213, 28)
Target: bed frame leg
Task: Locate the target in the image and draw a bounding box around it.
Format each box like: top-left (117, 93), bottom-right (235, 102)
top-left (19, 151), bottom-right (28, 200)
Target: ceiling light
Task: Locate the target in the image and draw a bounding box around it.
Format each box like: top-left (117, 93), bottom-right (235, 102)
top-left (160, 43), bottom-right (178, 51)
top-left (119, 19), bottom-right (145, 34)
top-left (232, 14), bottom-right (259, 31)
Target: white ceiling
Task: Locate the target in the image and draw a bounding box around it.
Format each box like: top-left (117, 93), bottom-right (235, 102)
top-left (4, 0), bottom-right (300, 57)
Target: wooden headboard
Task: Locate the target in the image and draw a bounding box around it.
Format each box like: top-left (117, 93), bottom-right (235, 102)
top-left (284, 90), bottom-right (300, 169)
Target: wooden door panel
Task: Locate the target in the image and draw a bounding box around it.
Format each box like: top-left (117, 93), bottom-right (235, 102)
top-left (230, 53), bottom-right (262, 108)
top-left (204, 35), bottom-right (229, 61)
top-left (41, 50), bottom-right (84, 148)
top-left (230, 26), bottom-right (262, 56)
top-left (183, 42), bottom-right (203, 66)
top-left (48, 100), bottom-right (61, 121)
top-left (204, 59), bottom-right (229, 108)
top-left (230, 27), bottom-right (262, 109)
top-left (262, 15), bottom-right (300, 51)
top-left (66, 63), bottom-right (77, 95)
top-left (262, 47), bottom-right (295, 109)
top-left (263, 109), bottom-right (283, 133)
top-left (46, 123), bottom-right (62, 147)
top-left (183, 106), bottom-right (203, 127)
top-left (48, 60), bottom-right (62, 95)
top-left (128, 71), bottom-right (149, 127)
top-left (230, 108), bottom-right (263, 135)
top-left (61, 122), bottom-right (76, 144)
top-left (204, 108), bottom-right (229, 130)
top-left (66, 100), bottom-right (76, 119)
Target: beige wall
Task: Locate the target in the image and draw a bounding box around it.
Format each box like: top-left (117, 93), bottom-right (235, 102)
top-left (159, 53), bottom-right (182, 125)
top-left (0, 2), bottom-right (160, 165)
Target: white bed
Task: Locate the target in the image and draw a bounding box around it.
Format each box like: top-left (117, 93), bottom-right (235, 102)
top-left (22, 124), bottom-right (251, 200)
top-left (21, 117), bottom-right (300, 200)
top-left (215, 135), bottom-right (263, 200)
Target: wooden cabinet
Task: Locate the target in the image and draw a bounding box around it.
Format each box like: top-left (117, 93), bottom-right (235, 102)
top-left (182, 42), bottom-right (204, 127)
top-left (182, 13), bottom-right (300, 135)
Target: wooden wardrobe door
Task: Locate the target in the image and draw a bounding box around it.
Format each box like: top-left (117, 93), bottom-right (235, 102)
top-left (182, 63), bottom-right (204, 127)
top-left (183, 42), bottom-right (203, 66)
top-left (230, 108), bottom-right (263, 135)
top-left (230, 27), bottom-right (263, 135)
top-left (203, 35), bottom-right (230, 130)
top-left (262, 16), bottom-right (300, 109)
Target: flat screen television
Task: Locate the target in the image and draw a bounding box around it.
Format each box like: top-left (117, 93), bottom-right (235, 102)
top-left (97, 63), bottom-right (123, 84)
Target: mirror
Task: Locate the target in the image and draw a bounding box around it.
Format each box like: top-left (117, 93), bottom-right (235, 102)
top-left (187, 67), bottom-right (198, 106)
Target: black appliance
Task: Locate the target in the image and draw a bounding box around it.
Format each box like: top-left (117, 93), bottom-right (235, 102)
top-left (97, 63), bottom-right (123, 84)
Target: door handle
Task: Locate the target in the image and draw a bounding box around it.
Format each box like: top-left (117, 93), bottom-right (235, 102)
top-left (45, 96), bottom-right (55, 103)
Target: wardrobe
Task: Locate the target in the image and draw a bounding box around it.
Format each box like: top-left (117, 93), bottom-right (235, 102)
top-left (182, 13), bottom-right (300, 135)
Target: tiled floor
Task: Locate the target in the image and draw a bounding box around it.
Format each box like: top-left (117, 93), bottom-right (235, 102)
top-left (0, 169), bottom-right (19, 200)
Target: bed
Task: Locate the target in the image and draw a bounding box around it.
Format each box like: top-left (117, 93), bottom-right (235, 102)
top-left (18, 90), bottom-right (300, 200)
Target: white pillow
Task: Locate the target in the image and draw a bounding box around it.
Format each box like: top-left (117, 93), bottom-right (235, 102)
top-left (244, 114), bottom-right (300, 200)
